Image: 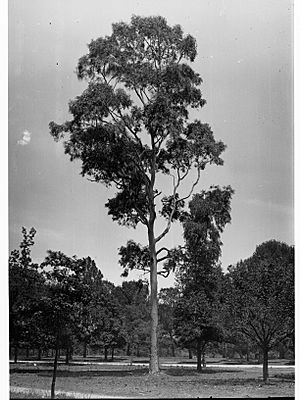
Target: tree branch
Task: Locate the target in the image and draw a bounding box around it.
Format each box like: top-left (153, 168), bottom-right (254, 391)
top-left (179, 167), bottom-right (201, 202)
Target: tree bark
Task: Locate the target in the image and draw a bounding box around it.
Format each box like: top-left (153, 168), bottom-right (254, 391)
top-left (148, 220), bottom-right (159, 374)
top-left (279, 344), bottom-right (285, 359)
top-left (196, 339), bottom-right (202, 372)
top-left (65, 347), bottom-right (69, 365)
top-left (51, 335), bottom-right (59, 399)
top-left (104, 346), bottom-right (108, 361)
top-left (171, 339), bottom-right (176, 358)
top-left (188, 348), bottom-right (193, 360)
top-left (262, 348), bottom-right (269, 382)
top-left (168, 332), bottom-right (176, 357)
top-left (111, 347), bottom-right (114, 361)
top-left (14, 344), bottom-right (18, 364)
top-left (222, 342), bottom-right (227, 359)
top-left (126, 343), bottom-right (131, 356)
top-left (83, 341), bottom-right (87, 359)
top-left (38, 348), bottom-right (42, 361)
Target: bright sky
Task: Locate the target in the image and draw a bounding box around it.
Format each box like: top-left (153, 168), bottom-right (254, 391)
top-left (8, 0), bottom-right (293, 288)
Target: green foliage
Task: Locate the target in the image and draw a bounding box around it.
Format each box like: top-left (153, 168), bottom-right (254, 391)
top-left (114, 280), bottom-right (150, 355)
top-left (174, 187), bottom-right (233, 364)
top-left (88, 280), bottom-right (125, 354)
top-left (49, 14), bottom-right (226, 261)
top-left (158, 287), bottom-right (180, 356)
top-left (9, 227), bottom-right (44, 353)
top-left (226, 240), bottom-right (294, 350)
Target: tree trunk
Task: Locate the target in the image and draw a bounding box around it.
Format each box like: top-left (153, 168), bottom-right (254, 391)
top-left (171, 341), bottom-right (176, 358)
top-left (51, 336), bottom-right (59, 399)
top-left (104, 347), bottom-right (108, 361)
top-left (262, 348), bottom-right (269, 382)
top-left (83, 341), bottom-right (87, 359)
top-left (148, 221), bottom-right (159, 374)
top-left (222, 342), bottom-right (227, 359)
top-left (246, 343), bottom-right (250, 362)
top-left (196, 339), bottom-right (202, 372)
top-left (202, 350), bottom-right (206, 368)
top-left (65, 347), bottom-right (69, 365)
top-left (111, 347), bottom-right (114, 361)
top-left (169, 333), bottom-right (176, 357)
top-left (279, 344), bottom-right (285, 359)
top-left (26, 346), bottom-right (29, 359)
top-left (38, 348), bottom-right (42, 361)
top-left (188, 348), bottom-right (193, 360)
top-left (126, 343), bottom-right (131, 356)
top-left (14, 344), bottom-right (18, 364)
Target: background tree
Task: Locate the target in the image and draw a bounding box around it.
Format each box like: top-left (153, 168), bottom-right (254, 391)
top-left (174, 186), bottom-right (233, 371)
top-left (49, 15), bottom-right (227, 373)
top-left (9, 227), bottom-right (43, 363)
top-left (91, 280), bottom-right (125, 361)
top-left (226, 240), bottom-right (294, 382)
top-left (158, 287), bottom-right (180, 357)
top-left (74, 257), bottom-right (104, 358)
top-left (40, 251), bottom-right (90, 399)
top-left (114, 280), bottom-right (150, 359)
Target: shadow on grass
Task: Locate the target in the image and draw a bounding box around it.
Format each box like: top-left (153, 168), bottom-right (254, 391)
top-left (10, 367), bottom-right (150, 378)
top-left (274, 372), bottom-right (295, 381)
top-left (162, 367), bottom-right (241, 376)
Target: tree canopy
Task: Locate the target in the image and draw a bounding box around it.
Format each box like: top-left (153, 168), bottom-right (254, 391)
top-left (226, 240), bottom-right (294, 381)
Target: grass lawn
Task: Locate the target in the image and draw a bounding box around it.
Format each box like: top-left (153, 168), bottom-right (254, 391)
top-left (9, 361), bottom-right (295, 398)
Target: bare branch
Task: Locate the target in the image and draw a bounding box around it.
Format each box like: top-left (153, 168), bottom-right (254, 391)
top-left (156, 247), bottom-right (169, 256)
top-left (155, 169), bottom-right (182, 244)
top-left (157, 255), bottom-right (170, 264)
top-left (179, 167), bottom-right (201, 202)
top-left (157, 269), bottom-right (170, 278)
top-left (154, 190), bottom-right (162, 199)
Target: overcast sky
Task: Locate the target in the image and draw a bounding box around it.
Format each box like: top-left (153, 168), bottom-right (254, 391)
top-left (8, 0), bottom-right (293, 288)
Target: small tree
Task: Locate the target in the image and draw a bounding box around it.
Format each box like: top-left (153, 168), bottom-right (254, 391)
top-left (40, 251), bottom-right (89, 399)
top-left (227, 240), bottom-right (294, 381)
top-left (49, 15), bottom-right (227, 373)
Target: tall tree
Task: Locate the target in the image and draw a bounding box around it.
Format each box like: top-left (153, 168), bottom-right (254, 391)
top-left (49, 15), bottom-right (226, 373)
top-left (226, 240), bottom-right (294, 381)
top-left (175, 186), bottom-right (233, 371)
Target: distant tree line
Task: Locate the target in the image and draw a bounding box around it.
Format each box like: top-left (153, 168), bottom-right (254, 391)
top-left (10, 227), bottom-right (294, 389)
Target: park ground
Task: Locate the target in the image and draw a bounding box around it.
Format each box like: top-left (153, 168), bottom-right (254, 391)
top-left (10, 357), bottom-right (294, 398)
